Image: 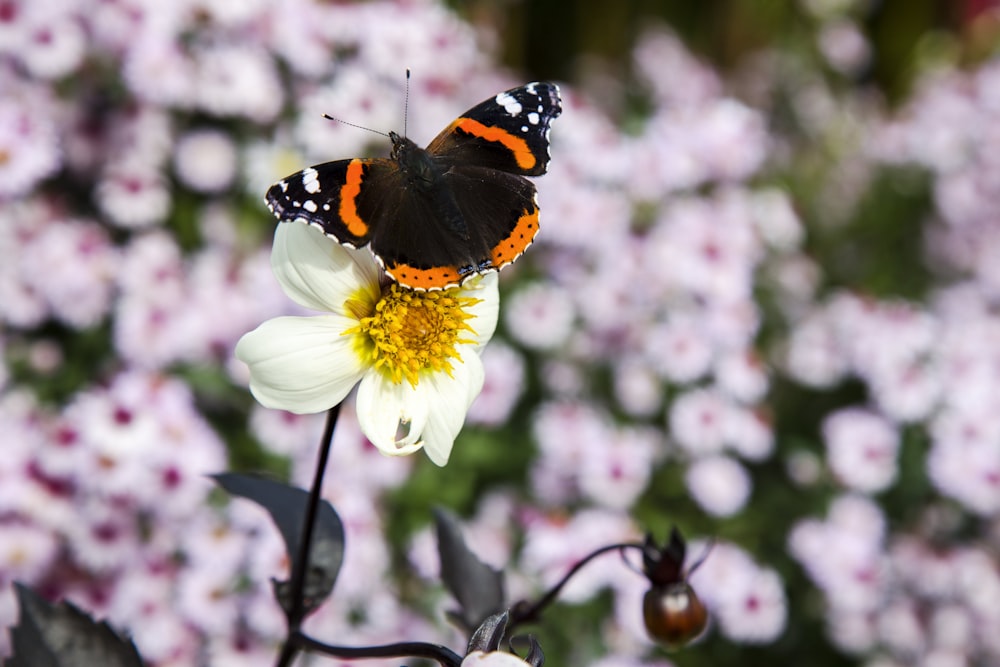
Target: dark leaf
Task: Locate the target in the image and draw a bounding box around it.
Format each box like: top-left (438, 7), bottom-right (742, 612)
top-left (466, 611), bottom-right (509, 654)
top-left (520, 635), bottom-right (545, 667)
top-left (213, 473), bottom-right (345, 617)
top-left (434, 507), bottom-right (505, 633)
top-left (8, 583), bottom-right (144, 667)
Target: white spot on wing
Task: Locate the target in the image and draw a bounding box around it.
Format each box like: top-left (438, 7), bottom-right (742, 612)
top-left (303, 200), bottom-right (318, 213)
top-left (528, 112), bottom-right (540, 125)
top-left (495, 91), bottom-right (523, 117)
top-left (302, 167), bottom-right (321, 194)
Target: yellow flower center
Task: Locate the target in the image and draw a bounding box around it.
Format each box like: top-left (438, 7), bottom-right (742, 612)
top-left (347, 283), bottom-right (480, 386)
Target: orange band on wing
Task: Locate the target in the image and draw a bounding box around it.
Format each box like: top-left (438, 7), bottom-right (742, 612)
top-left (453, 118), bottom-right (536, 171)
top-left (338, 160), bottom-right (369, 237)
top-left (491, 206), bottom-right (539, 267)
top-left (385, 262), bottom-right (466, 291)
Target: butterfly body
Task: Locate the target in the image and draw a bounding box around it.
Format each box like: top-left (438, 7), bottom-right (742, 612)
top-left (266, 82), bottom-right (562, 290)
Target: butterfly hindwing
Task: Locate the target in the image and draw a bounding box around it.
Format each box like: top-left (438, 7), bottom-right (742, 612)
top-left (363, 168), bottom-right (485, 290)
top-left (370, 163), bottom-right (541, 289)
top-left (441, 165), bottom-right (540, 271)
top-left (426, 82), bottom-right (562, 177)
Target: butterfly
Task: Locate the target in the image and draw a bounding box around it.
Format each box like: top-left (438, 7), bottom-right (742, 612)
top-left (265, 81), bottom-right (562, 290)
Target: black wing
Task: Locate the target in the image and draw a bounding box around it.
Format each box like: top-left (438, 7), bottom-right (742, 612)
top-left (265, 155), bottom-right (491, 290)
top-left (425, 82), bottom-right (561, 177)
top-left (437, 165), bottom-right (540, 271)
top-left (264, 158), bottom-right (400, 248)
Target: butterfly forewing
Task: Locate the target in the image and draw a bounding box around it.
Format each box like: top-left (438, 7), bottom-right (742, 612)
top-left (426, 82), bottom-right (562, 177)
top-left (266, 158), bottom-right (396, 248)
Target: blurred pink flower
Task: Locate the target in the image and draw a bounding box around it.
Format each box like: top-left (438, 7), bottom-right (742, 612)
top-left (207, 633), bottom-right (279, 667)
top-left (818, 20), bottom-right (871, 76)
top-left (132, 612), bottom-right (201, 665)
top-left (194, 44), bottom-right (283, 122)
top-left (97, 164), bottom-right (171, 229)
top-left (530, 399), bottom-right (612, 504)
top-left (823, 408), bottom-right (900, 493)
top-left (788, 495), bottom-right (888, 614)
top-left (173, 129), bottom-right (238, 193)
top-left (876, 598), bottom-right (925, 656)
top-left (633, 29), bottom-right (721, 108)
top-left (690, 541), bottom-right (787, 643)
top-left (669, 388), bottom-right (731, 455)
top-left (579, 427), bottom-right (658, 510)
top-left (0, 96), bottom-right (60, 199)
top-left (713, 568), bottom-right (787, 643)
top-left (685, 454), bottom-right (752, 517)
top-left (715, 351), bottom-right (769, 404)
top-left (123, 38), bottom-right (197, 108)
top-left (248, 406), bottom-right (325, 457)
top-left (724, 406), bottom-right (774, 461)
top-left (176, 565), bottom-right (241, 635)
top-left (644, 319), bottom-right (714, 384)
top-left (927, 435), bottom-right (1000, 515)
top-left (67, 500), bottom-right (141, 572)
top-left (467, 342), bottom-right (526, 426)
top-left (505, 282), bottom-right (576, 350)
top-left (612, 358), bottom-right (663, 418)
top-left (293, 68), bottom-right (402, 164)
top-left (784, 309), bottom-right (849, 388)
top-left (20, 218), bottom-right (118, 329)
top-left (17, 14), bottom-right (87, 80)
top-left (0, 522), bottom-right (58, 582)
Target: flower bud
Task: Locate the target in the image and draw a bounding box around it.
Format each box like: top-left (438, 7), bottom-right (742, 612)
top-left (642, 581), bottom-right (708, 648)
top-left (640, 527), bottom-right (712, 648)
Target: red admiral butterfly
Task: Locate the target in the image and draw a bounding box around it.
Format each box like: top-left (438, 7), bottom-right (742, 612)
top-left (266, 82), bottom-right (562, 291)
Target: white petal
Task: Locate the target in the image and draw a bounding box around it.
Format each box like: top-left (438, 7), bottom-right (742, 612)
top-left (462, 651), bottom-right (532, 667)
top-left (355, 372), bottom-right (428, 458)
top-left (460, 272), bottom-right (500, 348)
top-left (420, 351), bottom-right (485, 466)
top-left (235, 315), bottom-right (366, 414)
top-left (271, 222), bottom-right (381, 315)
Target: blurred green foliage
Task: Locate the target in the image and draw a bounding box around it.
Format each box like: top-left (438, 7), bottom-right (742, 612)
top-left (457, 0), bottom-right (968, 98)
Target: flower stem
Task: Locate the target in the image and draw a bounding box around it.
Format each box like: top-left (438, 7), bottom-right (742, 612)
top-left (289, 631), bottom-right (464, 667)
top-left (275, 402), bottom-right (342, 667)
top-left (507, 541), bottom-right (644, 630)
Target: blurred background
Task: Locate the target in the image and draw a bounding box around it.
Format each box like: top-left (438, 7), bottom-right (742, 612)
top-left (2, 0), bottom-right (1000, 665)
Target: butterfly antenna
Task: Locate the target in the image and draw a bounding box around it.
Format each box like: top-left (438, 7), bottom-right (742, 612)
top-left (320, 114), bottom-right (390, 138)
top-left (403, 68), bottom-right (411, 138)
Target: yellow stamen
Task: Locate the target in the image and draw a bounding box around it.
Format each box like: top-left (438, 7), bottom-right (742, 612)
top-left (345, 283), bottom-right (480, 386)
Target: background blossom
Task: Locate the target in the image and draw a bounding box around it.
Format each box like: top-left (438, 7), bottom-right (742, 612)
top-left (2, 1), bottom-right (1000, 666)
